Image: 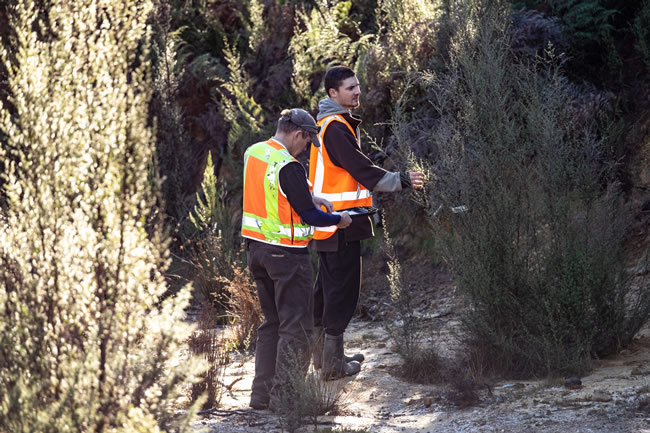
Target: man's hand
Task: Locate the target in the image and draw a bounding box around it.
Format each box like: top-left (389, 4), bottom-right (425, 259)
top-left (336, 211), bottom-right (352, 228)
top-left (409, 171), bottom-right (425, 189)
top-left (312, 196), bottom-right (334, 213)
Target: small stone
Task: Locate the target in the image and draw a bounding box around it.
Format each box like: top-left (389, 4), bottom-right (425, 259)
top-left (377, 363), bottom-right (387, 369)
top-left (564, 377), bottom-right (582, 389)
top-left (591, 390), bottom-right (613, 402)
top-left (423, 396), bottom-right (433, 407)
top-left (377, 342), bottom-right (386, 348)
top-left (631, 367), bottom-right (644, 376)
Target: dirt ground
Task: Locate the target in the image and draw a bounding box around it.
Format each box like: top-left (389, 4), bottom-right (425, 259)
top-left (190, 317), bottom-right (650, 433)
top-left (189, 257), bottom-right (650, 433)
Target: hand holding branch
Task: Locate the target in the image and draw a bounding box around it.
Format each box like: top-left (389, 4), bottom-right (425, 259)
top-left (409, 171), bottom-right (425, 189)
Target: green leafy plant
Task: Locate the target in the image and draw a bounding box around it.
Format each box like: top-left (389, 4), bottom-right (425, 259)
top-left (633, 0), bottom-right (650, 71)
top-left (400, 0), bottom-right (649, 377)
top-left (219, 41), bottom-right (268, 176)
top-left (0, 1), bottom-right (203, 431)
top-left (382, 215), bottom-right (441, 384)
top-left (246, 0), bottom-right (265, 52)
top-left (548, 0), bottom-right (622, 75)
top-left (289, 0), bottom-right (372, 107)
top-left (273, 354), bottom-right (351, 433)
top-left (185, 152), bottom-right (238, 306)
top-left (151, 0), bottom-right (195, 223)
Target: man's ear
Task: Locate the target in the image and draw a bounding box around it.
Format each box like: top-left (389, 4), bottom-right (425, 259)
top-left (328, 87), bottom-right (337, 98)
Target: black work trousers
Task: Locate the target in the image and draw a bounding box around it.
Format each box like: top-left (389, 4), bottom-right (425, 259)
top-left (247, 241), bottom-right (313, 405)
top-left (313, 234), bottom-right (361, 336)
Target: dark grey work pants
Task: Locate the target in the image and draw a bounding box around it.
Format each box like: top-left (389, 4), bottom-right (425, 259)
top-left (313, 234), bottom-right (361, 336)
top-left (247, 241), bottom-right (313, 404)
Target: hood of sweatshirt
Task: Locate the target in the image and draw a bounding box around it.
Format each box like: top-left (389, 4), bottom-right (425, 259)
top-left (317, 98), bottom-right (349, 121)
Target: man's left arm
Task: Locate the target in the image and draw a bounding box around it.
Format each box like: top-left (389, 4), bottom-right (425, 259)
top-left (279, 162), bottom-right (341, 227)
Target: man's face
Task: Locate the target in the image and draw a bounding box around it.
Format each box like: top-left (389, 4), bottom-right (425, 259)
top-left (289, 131), bottom-right (311, 157)
top-left (330, 76), bottom-right (361, 110)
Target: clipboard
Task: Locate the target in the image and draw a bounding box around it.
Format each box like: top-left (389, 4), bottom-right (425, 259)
top-left (333, 206), bottom-right (378, 218)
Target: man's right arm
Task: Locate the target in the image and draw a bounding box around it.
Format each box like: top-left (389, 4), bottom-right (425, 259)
top-left (326, 122), bottom-right (425, 192)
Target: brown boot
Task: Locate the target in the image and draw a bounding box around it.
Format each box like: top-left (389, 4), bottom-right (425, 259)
top-left (314, 327), bottom-right (363, 369)
top-left (321, 333), bottom-right (361, 380)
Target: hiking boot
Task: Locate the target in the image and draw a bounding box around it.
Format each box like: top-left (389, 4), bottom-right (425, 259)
top-left (345, 351), bottom-right (364, 363)
top-left (249, 395), bottom-right (269, 410)
top-left (314, 326), bottom-right (364, 369)
top-left (321, 333), bottom-right (361, 380)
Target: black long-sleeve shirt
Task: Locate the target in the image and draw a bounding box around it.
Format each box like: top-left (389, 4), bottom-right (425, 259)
top-left (279, 161), bottom-right (340, 227)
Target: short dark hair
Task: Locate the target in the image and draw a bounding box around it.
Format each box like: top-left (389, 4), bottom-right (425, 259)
top-left (324, 66), bottom-right (355, 97)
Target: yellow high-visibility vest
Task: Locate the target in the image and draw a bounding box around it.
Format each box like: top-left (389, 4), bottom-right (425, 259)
top-left (242, 139), bottom-right (312, 247)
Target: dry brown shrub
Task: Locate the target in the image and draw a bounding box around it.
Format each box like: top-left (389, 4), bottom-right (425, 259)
top-left (221, 264), bottom-right (262, 352)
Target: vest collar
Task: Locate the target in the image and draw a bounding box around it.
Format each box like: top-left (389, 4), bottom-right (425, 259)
top-left (269, 136), bottom-right (289, 151)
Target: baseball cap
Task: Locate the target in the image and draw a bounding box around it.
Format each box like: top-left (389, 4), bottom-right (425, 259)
top-left (284, 108), bottom-right (321, 147)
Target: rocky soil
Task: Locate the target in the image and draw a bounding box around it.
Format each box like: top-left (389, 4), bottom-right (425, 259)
top-left (190, 278), bottom-right (650, 433)
top-left (190, 319), bottom-right (650, 433)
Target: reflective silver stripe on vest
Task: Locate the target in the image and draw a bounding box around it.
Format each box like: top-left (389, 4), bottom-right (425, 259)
top-left (315, 224), bottom-right (337, 233)
top-left (314, 189), bottom-right (371, 203)
top-left (242, 216), bottom-right (312, 238)
top-left (242, 215), bottom-right (263, 229)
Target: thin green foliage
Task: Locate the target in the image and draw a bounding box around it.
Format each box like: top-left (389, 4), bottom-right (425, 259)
top-left (246, 0), bottom-right (265, 53)
top-left (151, 0), bottom-right (195, 222)
top-left (0, 1), bottom-right (204, 431)
top-left (412, 0), bottom-right (649, 377)
top-left (374, 0), bottom-right (443, 76)
top-left (289, 0), bottom-right (372, 107)
top-left (219, 40), bottom-right (267, 177)
top-left (633, 0), bottom-right (650, 71)
top-left (273, 351), bottom-right (349, 433)
top-left (185, 151), bottom-right (238, 308)
top-left (190, 152), bottom-right (223, 231)
top-left (548, 0), bottom-right (622, 74)
top-left (382, 216), bottom-right (441, 384)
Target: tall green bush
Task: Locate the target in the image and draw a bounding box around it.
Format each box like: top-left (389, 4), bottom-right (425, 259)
top-left (412, 0), bottom-right (649, 376)
top-left (185, 152), bottom-right (238, 305)
top-left (383, 216), bottom-right (441, 383)
top-left (0, 1), bottom-right (203, 431)
top-left (151, 0), bottom-right (195, 223)
top-left (289, 0), bottom-right (372, 107)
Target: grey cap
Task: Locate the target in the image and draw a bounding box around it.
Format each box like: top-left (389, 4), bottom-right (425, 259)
top-left (284, 108), bottom-right (321, 147)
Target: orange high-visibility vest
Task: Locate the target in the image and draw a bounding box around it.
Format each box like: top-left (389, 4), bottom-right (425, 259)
top-left (241, 139), bottom-right (312, 247)
top-left (309, 114), bottom-right (372, 240)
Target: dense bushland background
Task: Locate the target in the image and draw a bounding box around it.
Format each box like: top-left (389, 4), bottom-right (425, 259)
top-left (1, 0), bottom-right (649, 430)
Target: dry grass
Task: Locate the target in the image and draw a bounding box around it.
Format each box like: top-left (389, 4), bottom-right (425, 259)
top-left (221, 265), bottom-right (262, 352)
top-left (188, 302), bottom-right (230, 409)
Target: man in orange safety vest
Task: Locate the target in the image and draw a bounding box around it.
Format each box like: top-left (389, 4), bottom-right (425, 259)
top-left (242, 108), bottom-right (352, 409)
top-left (309, 66), bottom-right (425, 380)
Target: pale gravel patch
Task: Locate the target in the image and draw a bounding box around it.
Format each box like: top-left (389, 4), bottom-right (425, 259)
top-left (191, 321), bottom-right (650, 433)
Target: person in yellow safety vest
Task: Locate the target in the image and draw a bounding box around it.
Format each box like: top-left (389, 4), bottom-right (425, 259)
top-left (242, 108), bottom-right (352, 410)
top-left (309, 66), bottom-right (425, 380)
